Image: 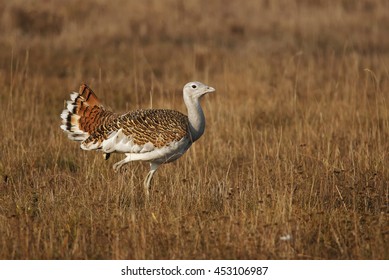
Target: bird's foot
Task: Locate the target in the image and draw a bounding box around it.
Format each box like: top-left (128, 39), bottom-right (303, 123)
top-left (113, 156), bottom-right (131, 173)
top-left (144, 187), bottom-right (150, 198)
top-left (113, 162), bottom-right (124, 173)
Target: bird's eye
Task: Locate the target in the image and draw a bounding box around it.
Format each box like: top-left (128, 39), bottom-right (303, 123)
top-left (191, 85), bottom-right (197, 89)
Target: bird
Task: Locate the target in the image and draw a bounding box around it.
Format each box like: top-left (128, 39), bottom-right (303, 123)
top-left (60, 81), bottom-right (215, 195)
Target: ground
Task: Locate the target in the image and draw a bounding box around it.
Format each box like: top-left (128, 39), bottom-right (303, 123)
top-left (0, 0), bottom-right (388, 259)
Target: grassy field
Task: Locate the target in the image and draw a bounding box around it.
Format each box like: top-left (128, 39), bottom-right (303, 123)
top-left (0, 0), bottom-right (388, 259)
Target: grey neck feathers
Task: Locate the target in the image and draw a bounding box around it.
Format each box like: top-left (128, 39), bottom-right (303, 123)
top-left (184, 95), bottom-right (205, 142)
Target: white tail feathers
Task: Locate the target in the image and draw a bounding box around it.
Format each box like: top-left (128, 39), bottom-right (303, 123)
top-left (60, 84), bottom-right (115, 142)
top-left (60, 91), bottom-right (89, 141)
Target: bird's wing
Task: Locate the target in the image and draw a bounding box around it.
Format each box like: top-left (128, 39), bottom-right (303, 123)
top-left (81, 109), bottom-right (189, 153)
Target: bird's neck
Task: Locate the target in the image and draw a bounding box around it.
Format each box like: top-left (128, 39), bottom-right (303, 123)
top-left (184, 95), bottom-right (205, 142)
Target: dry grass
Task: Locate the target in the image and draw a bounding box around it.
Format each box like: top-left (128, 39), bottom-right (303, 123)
top-left (0, 0), bottom-right (388, 259)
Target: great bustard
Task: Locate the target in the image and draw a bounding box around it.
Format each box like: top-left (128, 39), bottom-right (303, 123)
top-left (60, 81), bottom-right (215, 195)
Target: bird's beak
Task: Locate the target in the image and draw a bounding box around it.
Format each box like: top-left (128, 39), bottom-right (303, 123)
top-left (206, 86), bottom-right (215, 93)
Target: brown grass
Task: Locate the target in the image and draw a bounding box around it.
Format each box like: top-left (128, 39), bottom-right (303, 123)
top-left (0, 0), bottom-right (388, 259)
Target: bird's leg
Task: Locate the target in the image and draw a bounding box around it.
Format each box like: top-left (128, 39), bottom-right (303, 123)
top-left (113, 155), bottom-right (131, 172)
top-left (143, 162), bottom-right (159, 196)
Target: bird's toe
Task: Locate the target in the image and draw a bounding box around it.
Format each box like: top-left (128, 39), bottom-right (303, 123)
top-left (113, 163), bottom-right (121, 172)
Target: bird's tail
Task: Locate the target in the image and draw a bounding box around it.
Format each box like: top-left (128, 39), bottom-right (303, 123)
top-left (60, 84), bottom-right (116, 141)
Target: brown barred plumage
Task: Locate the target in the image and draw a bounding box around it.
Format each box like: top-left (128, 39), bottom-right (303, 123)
top-left (60, 84), bottom-right (117, 141)
top-left (83, 109), bottom-right (189, 148)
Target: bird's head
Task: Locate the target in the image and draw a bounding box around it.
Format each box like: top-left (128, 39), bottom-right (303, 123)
top-left (183, 81), bottom-right (215, 100)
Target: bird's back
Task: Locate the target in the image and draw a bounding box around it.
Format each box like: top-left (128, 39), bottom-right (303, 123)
top-left (83, 109), bottom-right (190, 151)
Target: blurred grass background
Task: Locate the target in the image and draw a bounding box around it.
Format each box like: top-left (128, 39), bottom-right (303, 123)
top-left (0, 0), bottom-right (388, 259)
